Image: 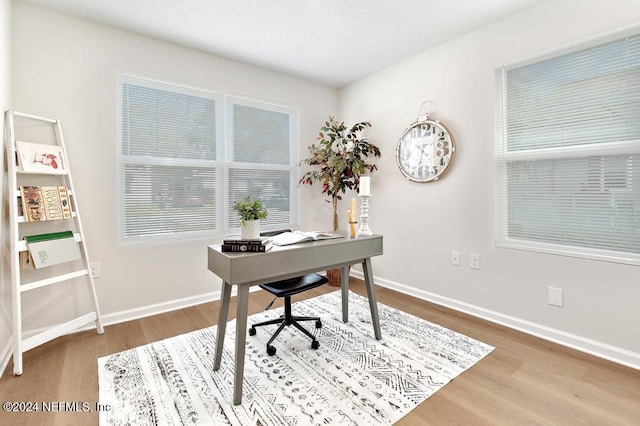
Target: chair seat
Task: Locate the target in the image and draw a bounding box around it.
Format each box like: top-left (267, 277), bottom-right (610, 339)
top-left (252, 272), bottom-right (328, 355)
top-left (259, 273), bottom-right (328, 298)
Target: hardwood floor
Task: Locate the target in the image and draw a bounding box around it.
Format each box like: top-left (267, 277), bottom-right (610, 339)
top-left (1, 279), bottom-right (639, 425)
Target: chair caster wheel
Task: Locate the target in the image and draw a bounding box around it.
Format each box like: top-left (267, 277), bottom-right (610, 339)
top-left (249, 327), bottom-right (256, 336)
top-left (311, 340), bottom-right (320, 350)
top-left (267, 345), bottom-right (277, 356)
top-left (315, 320), bottom-right (322, 329)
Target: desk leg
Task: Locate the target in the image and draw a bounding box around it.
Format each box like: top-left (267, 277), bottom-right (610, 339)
top-left (213, 281), bottom-right (231, 370)
top-left (233, 284), bottom-right (250, 405)
top-left (362, 257), bottom-right (382, 340)
top-left (341, 265), bottom-right (349, 323)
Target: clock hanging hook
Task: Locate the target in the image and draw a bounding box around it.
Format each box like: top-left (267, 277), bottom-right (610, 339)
top-left (417, 100), bottom-right (435, 122)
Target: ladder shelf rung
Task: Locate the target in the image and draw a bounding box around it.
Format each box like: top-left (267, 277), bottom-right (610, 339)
top-left (16, 232), bottom-right (82, 252)
top-left (16, 170), bottom-right (70, 176)
top-left (15, 188), bottom-right (75, 197)
top-left (12, 111), bottom-right (58, 123)
top-left (17, 212), bottom-right (78, 224)
top-left (20, 269), bottom-right (90, 293)
top-left (22, 312), bottom-right (98, 353)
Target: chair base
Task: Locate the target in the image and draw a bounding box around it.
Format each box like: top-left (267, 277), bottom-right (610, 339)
top-left (249, 295), bottom-right (322, 355)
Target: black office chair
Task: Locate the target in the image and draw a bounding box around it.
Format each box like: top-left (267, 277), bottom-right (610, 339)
top-left (249, 230), bottom-right (328, 356)
top-left (249, 273), bottom-right (328, 355)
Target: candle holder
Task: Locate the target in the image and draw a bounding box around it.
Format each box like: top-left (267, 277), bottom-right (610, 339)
top-left (358, 195), bottom-right (373, 236)
top-left (348, 221), bottom-right (359, 239)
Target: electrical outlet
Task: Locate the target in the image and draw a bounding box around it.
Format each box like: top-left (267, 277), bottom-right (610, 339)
top-left (451, 251), bottom-right (460, 266)
top-left (548, 286), bottom-right (564, 307)
top-left (89, 262), bottom-right (101, 278)
top-left (470, 253), bottom-right (480, 270)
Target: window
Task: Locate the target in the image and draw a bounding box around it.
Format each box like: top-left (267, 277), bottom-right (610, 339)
top-left (226, 98), bottom-right (297, 229)
top-left (118, 74), bottom-right (298, 244)
top-left (495, 28), bottom-right (640, 265)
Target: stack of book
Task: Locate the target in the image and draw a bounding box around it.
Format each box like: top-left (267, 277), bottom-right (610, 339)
top-left (221, 238), bottom-right (272, 253)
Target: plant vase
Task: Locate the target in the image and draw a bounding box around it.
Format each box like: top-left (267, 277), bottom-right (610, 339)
top-left (326, 267), bottom-right (351, 287)
top-left (241, 220), bottom-right (260, 239)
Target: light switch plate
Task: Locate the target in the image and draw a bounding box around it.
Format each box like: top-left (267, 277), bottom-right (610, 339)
top-left (470, 253), bottom-right (480, 270)
top-left (548, 287), bottom-right (564, 307)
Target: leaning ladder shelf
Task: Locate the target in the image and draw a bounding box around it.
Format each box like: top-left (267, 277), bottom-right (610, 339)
top-left (4, 110), bottom-right (104, 375)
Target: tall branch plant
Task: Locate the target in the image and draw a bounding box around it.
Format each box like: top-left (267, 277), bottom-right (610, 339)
top-left (299, 116), bottom-right (381, 231)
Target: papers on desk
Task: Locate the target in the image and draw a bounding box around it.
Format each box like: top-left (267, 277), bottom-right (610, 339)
top-left (270, 231), bottom-right (343, 246)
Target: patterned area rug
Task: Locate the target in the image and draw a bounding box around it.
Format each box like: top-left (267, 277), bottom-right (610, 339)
top-left (98, 291), bottom-right (494, 425)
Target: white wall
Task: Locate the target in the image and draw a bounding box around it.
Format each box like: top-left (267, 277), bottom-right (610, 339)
top-left (0, 0), bottom-right (12, 374)
top-left (9, 4), bottom-right (337, 334)
top-left (338, 0), bottom-right (640, 367)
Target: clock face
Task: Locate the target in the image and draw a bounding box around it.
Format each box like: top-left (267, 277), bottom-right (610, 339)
top-left (395, 119), bottom-right (455, 182)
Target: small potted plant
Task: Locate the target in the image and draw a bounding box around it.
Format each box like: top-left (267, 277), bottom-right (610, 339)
top-left (233, 195), bottom-right (268, 239)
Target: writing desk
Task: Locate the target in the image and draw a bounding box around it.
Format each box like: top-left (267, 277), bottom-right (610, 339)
top-left (207, 234), bottom-right (383, 405)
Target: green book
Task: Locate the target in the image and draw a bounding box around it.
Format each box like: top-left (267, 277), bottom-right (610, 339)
top-left (25, 230), bottom-right (74, 243)
top-left (25, 231), bottom-right (80, 269)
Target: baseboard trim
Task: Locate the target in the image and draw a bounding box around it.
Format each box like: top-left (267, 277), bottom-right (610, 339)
top-left (97, 285), bottom-right (264, 328)
top-left (350, 270), bottom-right (640, 370)
top-left (101, 291), bottom-right (218, 327)
top-left (0, 286), bottom-right (262, 379)
top-left (3, 273), bottom-right (637, 380)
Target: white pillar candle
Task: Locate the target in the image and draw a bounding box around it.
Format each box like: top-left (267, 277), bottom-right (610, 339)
top-left (359, 176), bottom-right (370, 196)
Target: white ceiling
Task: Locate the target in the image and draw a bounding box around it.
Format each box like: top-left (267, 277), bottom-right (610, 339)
top-left (17, 0), bottom-right (546, 87)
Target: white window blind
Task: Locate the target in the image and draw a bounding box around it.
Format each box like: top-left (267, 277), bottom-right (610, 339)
top-left (495, 28), bottom-right (640, 265)
top-left (226, 97), bottom-right (297, 229)
top-left (118, 74), bottom-right (298, 244)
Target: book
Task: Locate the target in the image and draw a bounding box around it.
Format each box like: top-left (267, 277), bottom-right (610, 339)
top-left (24, 231), bottom-right (81, 269)
top-left (20, 250), bottom-right (35, 270)
top-left (25, 230), bottom-right (76, 243)
top-left (20, 186), bottom-right (72, 222)
top-left (16, 141), bottom-right (69, 175)
top-left (221, 242), bottom-right (273, 253)
top-left (270, 231), bottom-right (343, 246)
top-left (222, 238), bottom-right (271, 246)
top-left (221, 236), bottom-right (274, 252)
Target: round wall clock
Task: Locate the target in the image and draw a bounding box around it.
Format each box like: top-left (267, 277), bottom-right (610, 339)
top-left (395, 117), bottom-right (456, 183)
